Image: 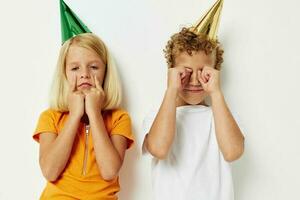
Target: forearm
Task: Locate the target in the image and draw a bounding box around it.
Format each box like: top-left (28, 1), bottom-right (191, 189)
top-left (146, 88), bottom-right (177, 159)
top-left (40, 116), bottom-right (80, 181)
top-left (211, 91), bottom-right (244, 161)
top-left (89, 113), bottom-right (123, 180)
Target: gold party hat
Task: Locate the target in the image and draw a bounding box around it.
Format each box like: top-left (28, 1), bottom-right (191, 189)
top-left (189, 0), bottom-right (223, 41)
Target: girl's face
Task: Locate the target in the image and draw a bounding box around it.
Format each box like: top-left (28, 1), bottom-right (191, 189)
top-left (174, 50), bottom-right (215, 106)
top-left (65, 45), bottom-right (106, 91)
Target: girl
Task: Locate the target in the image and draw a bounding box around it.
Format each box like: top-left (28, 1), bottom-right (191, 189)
top-left (33, 33), bottom-right (134, 200)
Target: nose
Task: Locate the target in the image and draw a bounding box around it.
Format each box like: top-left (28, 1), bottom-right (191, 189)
top-left (80, 67), bottom-right (90, 79)
top-left (189, 71), bottom-right (200, 85)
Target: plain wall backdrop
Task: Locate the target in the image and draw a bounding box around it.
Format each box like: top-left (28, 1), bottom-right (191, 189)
top-left (0, 0), bottom-right (300, 199)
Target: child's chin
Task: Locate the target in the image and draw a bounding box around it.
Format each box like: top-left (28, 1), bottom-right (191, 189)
top-left (181, 97), bottom-right (205, 105)
top-left (185, 100), bottom-right (203, 105)
top-left (180, 93), bottom-right (206, 105)
top-left (78, 87), bottom-right (92, 92)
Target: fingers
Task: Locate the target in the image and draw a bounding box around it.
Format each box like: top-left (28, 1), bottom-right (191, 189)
top-left (181, 76), bottom-right (189, 86)
top-left (204, 70), bottom-right (211, 81)
top-left (74, 90), bottom-right (85, 97)
top-left (197, 68), bottom-right (209, 85)
top-left (180, 71), bottom-right (186, 79)
top-left (201, 66), bottom-right (213, 83)
top-left (177, 66), bottom-right (191, 74)
top-left (94, 75), bottom-right (101, 89)
top-left (181, 68), bottom-right (192, 86)
top-left (183, 67), bottom-right (193, 76)
top-left (186, 68), bottom-right (193, 72)
top-left (180, 67), bottom-right (192, 80)
top-left (198, 70), bottom-right (206, 86)
top-left (70, 76), bottom-right (77, 92)
top-left (201, 70), bottom-right (208, 83)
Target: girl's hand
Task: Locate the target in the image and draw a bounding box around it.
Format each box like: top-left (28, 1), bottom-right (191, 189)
top-left (68, 76), bottom-right (85, 119)
top-left (197, 66), bottom-right (221, 95)
top-left (167, 67), bottom-right (192, 92)
top-left (84, 75), bottom-right (105, 117)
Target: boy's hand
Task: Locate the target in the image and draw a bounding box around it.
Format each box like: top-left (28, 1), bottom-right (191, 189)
top-left (84, 75), bottom-right (105, 117)
top-left (68, 76), bottom-right (85, 119)
top-left (167, 67), bottom-right (192, 92)
top-left (197, 66), bottom-right (221, 95)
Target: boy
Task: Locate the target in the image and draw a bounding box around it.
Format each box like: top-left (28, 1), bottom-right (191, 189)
top-left (142, 0), bottom-right (244, 199)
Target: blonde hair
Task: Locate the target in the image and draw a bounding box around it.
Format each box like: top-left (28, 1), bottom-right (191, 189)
top-left (49, 33), bottom-right (122, 112)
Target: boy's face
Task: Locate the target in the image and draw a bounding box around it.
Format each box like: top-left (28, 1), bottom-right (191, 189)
top-left (174, 50), bottom-right (216, 106)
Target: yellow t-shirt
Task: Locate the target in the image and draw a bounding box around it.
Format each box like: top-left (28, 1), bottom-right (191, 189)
top-left (33, 108), bottom-right (134, 200)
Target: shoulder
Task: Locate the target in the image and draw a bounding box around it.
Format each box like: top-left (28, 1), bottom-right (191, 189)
top-left (103, 108), bottom-right (131, 125)
top-left (110, 108), bottom-right (130, 120)
top-left (40, 108), bottom-right (64, 116)
top-left (38, 108), bottom-right (66, 123)
top-left (33, 108), bottom-right (66, 142)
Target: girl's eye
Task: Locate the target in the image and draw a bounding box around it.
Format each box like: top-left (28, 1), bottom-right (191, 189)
top-left (71, 67), bottom-right (79, 71)
top-left (90, 66), bottom-right (98, 70)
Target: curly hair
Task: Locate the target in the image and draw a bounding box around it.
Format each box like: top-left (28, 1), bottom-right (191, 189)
top-left (164, 28), bottom-right (224, 70)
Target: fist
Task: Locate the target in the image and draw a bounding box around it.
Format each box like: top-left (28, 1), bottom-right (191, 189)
top-left (83, 75), bottom-right (105, 117)
top-left (167, 67), bottom-right (192, 91)
top-left (197, 66), bottom-right (221, 95)
top-left (68, 76), bottom-right (85, 119)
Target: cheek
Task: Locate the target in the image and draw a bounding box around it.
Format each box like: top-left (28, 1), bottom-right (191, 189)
top-left (94, 72), bottom-right (105, 85)
top-left (65, 71), bottom-right (72, 81)
top-left (66, 71), bottom-right (78, 82)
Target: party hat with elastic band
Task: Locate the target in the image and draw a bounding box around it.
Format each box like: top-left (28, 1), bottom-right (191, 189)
top-left (189, 0), bottom-right (223, 42)
top-left (60, 0), bottom-right (91, 44)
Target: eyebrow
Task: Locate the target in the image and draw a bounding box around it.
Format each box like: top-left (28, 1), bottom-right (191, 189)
top-left (67, 60), bottom-right (103, 66)
top-left (88, 60), bottom-right (103, 64)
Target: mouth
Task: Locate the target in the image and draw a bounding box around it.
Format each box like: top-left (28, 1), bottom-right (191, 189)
top-left (78, 83), bottom-right (92, 88)
top-left (183, 88), bottom-right (204, 93)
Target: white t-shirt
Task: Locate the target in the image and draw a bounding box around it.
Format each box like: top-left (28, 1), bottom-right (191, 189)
top-left (142, 105), bottom-right (234, 200)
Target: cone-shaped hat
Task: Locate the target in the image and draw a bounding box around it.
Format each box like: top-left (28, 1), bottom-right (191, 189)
top-left (189, 0), bottom-right (223, 41)
top-left (60, 0), bottom-right (91, 44)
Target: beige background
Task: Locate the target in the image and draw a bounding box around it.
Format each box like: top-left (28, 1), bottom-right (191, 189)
top-left (0, 0), bottom-right (299, 199)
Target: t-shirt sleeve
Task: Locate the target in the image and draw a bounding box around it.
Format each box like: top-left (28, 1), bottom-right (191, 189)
top-left (111, 110), bottom-right (135, 149)
top-left (33, 109), bottom-right (58, 143)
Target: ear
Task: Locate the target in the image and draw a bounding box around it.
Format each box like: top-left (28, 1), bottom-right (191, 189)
top-left (214, 45), bottom-right (224, 70)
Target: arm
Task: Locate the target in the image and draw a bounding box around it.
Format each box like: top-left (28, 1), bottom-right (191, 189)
top-left (198, 67), bottom-right (244, 162)
top-left (89, 113), bottom-right (127, 181)
top-left (144, 88), bottom-right (177, 159)
top-left (39, 116), bottom-right (81, 182)
top-left (39, 76), bottom-right (85, 181)
top-left (211, 91), bottom-right (244, 162)
top-left (143, 67), bottom-right (192, 159)
top-left (85, 75), bottom-right (128, 181)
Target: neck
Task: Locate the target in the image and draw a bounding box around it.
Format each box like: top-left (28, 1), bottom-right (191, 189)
top-left (81, 113), bottom-right (89, 124)
top-left (175, 97), bottom-right (207, 107)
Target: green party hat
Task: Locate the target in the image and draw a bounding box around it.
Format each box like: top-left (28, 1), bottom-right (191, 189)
top-left (60, 0), bottom-right (91, 44)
